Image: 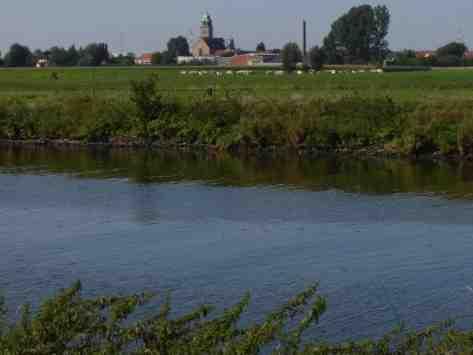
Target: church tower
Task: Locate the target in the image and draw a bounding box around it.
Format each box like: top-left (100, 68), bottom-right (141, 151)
top-left (200, 12), bottom-right (213, 40)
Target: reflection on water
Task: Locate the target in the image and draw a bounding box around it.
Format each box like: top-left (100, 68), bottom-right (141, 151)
top-left (2, 146), bottom-right (473, 342)
top-left (1, 146), bottom-right (473, 197)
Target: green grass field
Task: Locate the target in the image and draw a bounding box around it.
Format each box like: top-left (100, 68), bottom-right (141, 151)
top-left (1, 67), bottom-right (473, 101)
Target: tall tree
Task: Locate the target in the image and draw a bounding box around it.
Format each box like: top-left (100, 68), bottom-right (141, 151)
top-left (4, 43), bottom-right (33, 67)
top-left (323, 4), bottom-right (390, 64)
top-left (256, 42), bottom-right (266, 52)
top-left (167, 36), bottom-right (190, 62)
top-left (151, 52), bottom-right (162, 65)
top-left (371, 5), bottom-right (391, 62)
top-left (281, 42), bottom-right (302, 72)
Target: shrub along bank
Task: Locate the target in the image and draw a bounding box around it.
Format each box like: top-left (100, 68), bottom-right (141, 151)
top-left (2, 282), bottom-right (473, 354)
top-left (1, 77), bottom-right (473, 159)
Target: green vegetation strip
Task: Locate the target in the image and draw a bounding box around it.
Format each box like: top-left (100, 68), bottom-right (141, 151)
top-left (1, 282), bottom-right (473, 353)
top-left (1, 74), bottom-right (473, 159)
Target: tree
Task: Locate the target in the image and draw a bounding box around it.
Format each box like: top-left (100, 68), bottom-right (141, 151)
top-left (160, 51), bottom-right (175, 65)
top-left (109, 53), bottom-right (135, 66)
top-left (309, 46), bottom-right (326, 70)
top-left (79, 43), bottom-right (110, 66)
top-left (0, 52), bottom-right (3, 66)
top-left (49, 47), bottom-right (69, 66)
top-left (151, 52), bottom-right (162, 65)
top-left (256, 42), bottom-right (266, 52)
top-left (166, 36), bottom-right (190, 63)
top-left (281, 42), bottom-right (302, 72)
top-left (65, 46), bottom-right (80, 66)
top-left (437, 42), bottom-right (467, 59)
top-left (323, 5), bottom-right (391, 64)
top-left (4, 43), bottom-right (33, 67)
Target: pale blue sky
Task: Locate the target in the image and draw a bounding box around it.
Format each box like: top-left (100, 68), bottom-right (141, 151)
top-left (1, 0), bottom-right (472, 54)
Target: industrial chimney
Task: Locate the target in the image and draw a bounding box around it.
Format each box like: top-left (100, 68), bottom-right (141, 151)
top-left (303, 20), bottom-right (307, 66)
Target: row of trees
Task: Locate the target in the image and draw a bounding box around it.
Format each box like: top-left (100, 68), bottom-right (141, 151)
top-left (392, 42), bottom-right (471, 67)
top-left (1, 43), bottom-right (111, 67)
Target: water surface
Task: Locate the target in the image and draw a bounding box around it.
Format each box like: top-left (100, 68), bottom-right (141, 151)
top-left (1, 147), bottom-right (473, 341)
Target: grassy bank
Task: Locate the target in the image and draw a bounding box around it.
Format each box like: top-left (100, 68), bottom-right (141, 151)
top-left (1, 282), bottom-right (473, 354)
top-left (1, 76), bottom-right (473, 159)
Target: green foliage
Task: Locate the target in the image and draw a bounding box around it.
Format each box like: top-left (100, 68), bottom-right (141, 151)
top-left (308, 46), bottom-right (326, 71)
top-left (281, 42), bottom-right (303, 72)
top-left (48, 45), bottom-right (81, 66)
top-left (130, 75), bottom-right (179, 143)
top-left (4, 43), bottom-right (33, 67)
top-left (151, 52), bottom-right (162, 65)
top-left (2, 282), bottom-right (473, 353)
top-left (2, 75), bottom-right (473, 158)
top-left (0, 282), bottom-right (328, 354)
top-left (323, 4), bottom-right (391, 64)
top-left (166, 36), bottom-right (190, 63)
top-left (79, 43), bottom-right (110, 66)
top-left (437, 42), bottom-right (468, 58)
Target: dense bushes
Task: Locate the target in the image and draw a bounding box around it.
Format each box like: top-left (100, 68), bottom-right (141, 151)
top-left (2, 282), bottom-right (473, 353)
top-left (1, 77), bottom-right (473, 158)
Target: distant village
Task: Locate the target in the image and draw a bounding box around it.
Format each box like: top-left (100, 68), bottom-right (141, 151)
top-left (134, 13), bottom-right (282, 67)
top-left (2, 7), bottom-right (471, 69)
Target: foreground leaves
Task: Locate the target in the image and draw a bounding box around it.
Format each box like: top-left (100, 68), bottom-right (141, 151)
top-left (1, 282), bottom-right (473, 354)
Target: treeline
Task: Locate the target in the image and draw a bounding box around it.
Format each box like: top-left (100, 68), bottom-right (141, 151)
top-left (390, 42), bottom-right (473, 67)
top-left (0, 42), bottom-right (112, 67)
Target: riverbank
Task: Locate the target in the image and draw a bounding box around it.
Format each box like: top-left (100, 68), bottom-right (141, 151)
top-left (1, 78), bottom-right (473, 161)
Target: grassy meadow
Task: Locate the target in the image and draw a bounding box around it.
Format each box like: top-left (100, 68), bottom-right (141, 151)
top-left (1, 66), bottom-right (473, 101)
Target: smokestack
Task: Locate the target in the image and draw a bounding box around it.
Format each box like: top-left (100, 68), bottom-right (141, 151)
top-left (303, 20), bottom-right (307, 65)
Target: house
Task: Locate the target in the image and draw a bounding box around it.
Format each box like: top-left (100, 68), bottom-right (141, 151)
top-left (35, 58), bottom-right (49, 68)
top-left (415, 50), bottom-right (435, 60)
top-left (230, 52), bottom-right (281, 66)
top-left (135, 53), bottom-right (153, 65)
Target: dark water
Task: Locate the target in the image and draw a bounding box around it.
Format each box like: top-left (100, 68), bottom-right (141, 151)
top-left (2, 147), bottom-right (473, 341)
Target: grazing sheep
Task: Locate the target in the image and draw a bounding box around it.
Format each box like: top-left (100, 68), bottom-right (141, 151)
top-left (275, 70), bottom-right (285, 76)
top-left (296, 70), bottom-right (304, 75)
top-left (226, 70), bottom-right (234, 75)
top-left (180, 71), bottom-right (187, 75)
top-left (330, 70), bottom-right (337, 75)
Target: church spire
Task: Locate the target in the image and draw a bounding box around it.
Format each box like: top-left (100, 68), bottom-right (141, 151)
top-left (200, 12), bottom-right (213, 40)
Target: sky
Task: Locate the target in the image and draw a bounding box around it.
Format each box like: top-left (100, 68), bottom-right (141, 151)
top-left (1, 0), bottom-right (472, 54)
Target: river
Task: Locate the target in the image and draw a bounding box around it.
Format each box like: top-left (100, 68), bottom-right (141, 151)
top-left (1, 147), bottom-right (473, 341)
